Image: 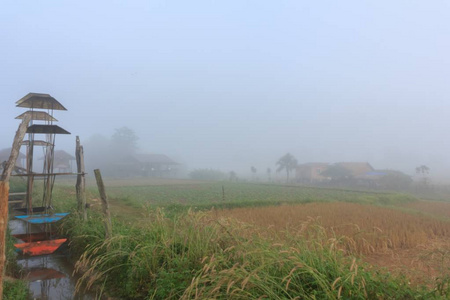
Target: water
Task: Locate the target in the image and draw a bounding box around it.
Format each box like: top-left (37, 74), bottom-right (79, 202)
top-left (9, 220), bottom-right (99, 300)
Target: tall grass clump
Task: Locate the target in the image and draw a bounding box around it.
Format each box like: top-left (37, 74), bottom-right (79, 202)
top-left (61, 208), bottom-right (447, 299)
top-left (3, 230), bottom-right (29, 300)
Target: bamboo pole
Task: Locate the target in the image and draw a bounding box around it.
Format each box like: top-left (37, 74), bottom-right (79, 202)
top-left (75, 136), bottom-right (87, 220)
top-left (94, 169), bottom-right (112, 239)
top-left (0, 115), bottom-right (31, 300)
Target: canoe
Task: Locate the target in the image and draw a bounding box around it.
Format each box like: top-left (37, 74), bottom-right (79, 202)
top-left (15, 213), bottom-right (69, 224)
top-left (14, 239), bottom-right (67, 256)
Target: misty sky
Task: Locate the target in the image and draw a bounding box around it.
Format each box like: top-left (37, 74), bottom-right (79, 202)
top-left (1, 1), bottom-right (450, 178)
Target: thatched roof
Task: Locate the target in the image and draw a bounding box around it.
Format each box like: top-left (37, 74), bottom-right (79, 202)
top-left (16, 93), bottom-right (67, 110)
top-left (27, 125), bottom-right (70, 134)
top-left (15, 111), bottom-right (58, 121)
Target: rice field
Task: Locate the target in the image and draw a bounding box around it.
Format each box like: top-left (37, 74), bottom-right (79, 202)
top-left (212, 202), bottom-right (450, 254)
top-left (79, 180), bottom-right (417, 210)
top-left (47, 179), bottom-right (450, 298)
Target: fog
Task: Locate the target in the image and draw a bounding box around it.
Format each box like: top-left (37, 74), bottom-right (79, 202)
top-left (1, 1), bottom-right (450, 180)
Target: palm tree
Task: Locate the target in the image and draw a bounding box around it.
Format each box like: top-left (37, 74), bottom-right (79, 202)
top-left (276, 153), bottom-right (298, 183)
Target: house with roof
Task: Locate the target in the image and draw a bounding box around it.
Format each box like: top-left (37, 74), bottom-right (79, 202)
top-left (40, 150), bottom-right (76, 173)
top-left (0, 148), bottom-right (26, 168)
top-left (335, 162), bottom-right (374, 178)
top-left (134, 153), bottom-right (180, 177)
top-left (107, 153), bottom-right (180, 177)
top-left (296, 162), bottom-right (376, 183)
top-left (53, 150), bottom-right (76, 173)
top-left (296, 163), bottom-right (329, 183)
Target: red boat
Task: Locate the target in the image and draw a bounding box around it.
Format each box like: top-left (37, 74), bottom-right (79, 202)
top-left (14, 238), bottom-right (67, 256)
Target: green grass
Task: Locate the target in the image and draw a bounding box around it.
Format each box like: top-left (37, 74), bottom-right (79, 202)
top-left (3, 230), bottom-right (29, 300)
top-left (51, 181), bottom-right (417, 217)
top-left (2, 280), bottom-right (29, 300)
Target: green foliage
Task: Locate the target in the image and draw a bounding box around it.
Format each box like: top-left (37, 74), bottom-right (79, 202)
top-left (5, 229), bottom-right (21, 276)
top-left (378, 170), bottom-right (413, 190)
top-left (8, 177), bottom-right (26, 193)
top-left (188, 169), bottom-right (226, 181)
top-left (3, 230), bottom-right (28, 300)
top-left (3, 280), bottom-right (29, 300)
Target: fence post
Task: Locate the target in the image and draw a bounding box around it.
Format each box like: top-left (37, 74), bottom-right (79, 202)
top-left (94, 169), bottom-right (112, 239)
top-left (75, 136), bottom-right (87, 220)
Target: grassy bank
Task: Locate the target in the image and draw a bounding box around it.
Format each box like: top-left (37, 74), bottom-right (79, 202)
top-left (60, 208), bottom-right (448, 299)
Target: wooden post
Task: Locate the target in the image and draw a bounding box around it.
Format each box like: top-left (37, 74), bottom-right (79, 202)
top-left (0, 182), bottom-right (9, 300)
top-left (75, 136), bottom-right (87, 220)
top-left (0, 115), bottom-right (31, 300)
top-left (222, 185), bottom-right (225, 201)
top-left (24, 140), bottom-right (34, 211)
top-left (94, 169), bottom-right (112, 239)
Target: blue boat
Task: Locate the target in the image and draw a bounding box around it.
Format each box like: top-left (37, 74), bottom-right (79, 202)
top-left (15, 213), bottom-right (70, 224)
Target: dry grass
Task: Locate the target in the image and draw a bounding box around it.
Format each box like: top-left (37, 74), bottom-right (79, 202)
top-left (212, 202), bottom-right (450, 286)
top-left (400, 200), bottom-right (450, 220)
top-left (213, 202), bottom-right (450, 255)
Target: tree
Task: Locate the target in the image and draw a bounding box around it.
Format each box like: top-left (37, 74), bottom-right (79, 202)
top-left (415, 165), bottom-right (430, 185)
top-left (251, 166), bottom-right (257, 181)
top-left (321, 164), bottom-right (352, 181)
top-left (378, 170), bottom-right (412, 190)
top-left (276, 153), bottom-right (298, 183)
top-left (111, 127), bottom-right (139, 155)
